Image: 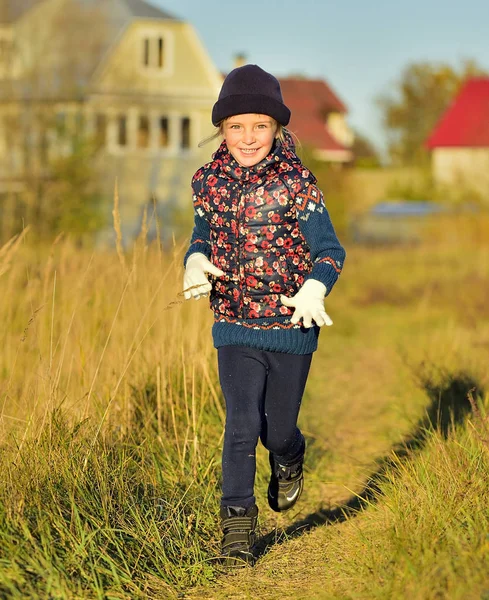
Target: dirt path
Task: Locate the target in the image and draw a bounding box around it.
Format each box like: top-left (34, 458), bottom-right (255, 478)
top-left (183, 320), bottom-right (428, 600)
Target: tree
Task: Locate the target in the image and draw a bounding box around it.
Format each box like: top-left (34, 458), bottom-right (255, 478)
top-left (0, 0), bottom-right (111, 241)
top-left (351, 129), bottom-right (381, 168)
top-left (36, 135), bottom-right (107, 239)
top-left (377, 59), bottom-right (487, 166)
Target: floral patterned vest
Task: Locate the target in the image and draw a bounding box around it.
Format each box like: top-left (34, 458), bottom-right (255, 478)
top-left (191, 138), bottom-right (315, 322)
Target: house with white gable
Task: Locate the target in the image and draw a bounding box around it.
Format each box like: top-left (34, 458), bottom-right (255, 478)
top-left (0, 0), bottom-right (223, 237)
top-left (426, 78), bottom-right (489, 200)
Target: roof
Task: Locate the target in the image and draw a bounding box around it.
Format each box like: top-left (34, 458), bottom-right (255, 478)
top-left (426, 78), bottom-right (489, 148)
top-left (78, 0), bottom-right (177, 23)
top-left (1, 0), bottom-right (179, 97)
top-left (0, 0), bottom-right (176, 25)
top-left (117, 0), bottom-right (176, 20)
top-left (279, 77), bottom-right (349, 153)
top-left (90, 0), bottom-right (178, 84)
top-left (280, 77), bottom-right (347, 114)
top-left (0, 0), bottom-right (43, 24)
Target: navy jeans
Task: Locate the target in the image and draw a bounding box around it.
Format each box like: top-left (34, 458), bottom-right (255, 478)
top-left (217, 345), bottom-right (312, 508)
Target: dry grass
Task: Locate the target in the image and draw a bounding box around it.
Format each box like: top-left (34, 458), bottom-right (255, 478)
top-left (0, 216), bottom-right (488, 598)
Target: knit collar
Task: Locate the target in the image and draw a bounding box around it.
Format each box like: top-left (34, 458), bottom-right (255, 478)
top-left (212, 131), bottom-right (298, 181)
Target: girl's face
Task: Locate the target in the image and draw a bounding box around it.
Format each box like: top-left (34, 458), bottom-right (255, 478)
top-left (222, 114), bottom-right (278, 167)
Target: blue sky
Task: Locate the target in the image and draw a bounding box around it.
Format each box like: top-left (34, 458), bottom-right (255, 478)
top-left (152, 0), bottom-right (489, 151)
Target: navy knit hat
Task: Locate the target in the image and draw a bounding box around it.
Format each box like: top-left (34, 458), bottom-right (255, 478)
top-left (212, 64), bottom-right (291, 127)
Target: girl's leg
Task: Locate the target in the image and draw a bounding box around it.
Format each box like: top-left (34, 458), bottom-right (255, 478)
top-left (260, 351), bottom-right (312, 512)
top-left (217, 345), bottom-right (268, 508)
top-left (260, 351), bottom-right (312, 463)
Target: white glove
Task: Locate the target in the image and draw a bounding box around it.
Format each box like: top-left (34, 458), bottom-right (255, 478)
top-left (280, 279), bottom-right (333, 328)
top-left (183, 253), bottom-right (224, 300)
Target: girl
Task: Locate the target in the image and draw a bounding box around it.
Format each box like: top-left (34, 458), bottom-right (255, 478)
top-left (183, 64), bottom-right (345, 566)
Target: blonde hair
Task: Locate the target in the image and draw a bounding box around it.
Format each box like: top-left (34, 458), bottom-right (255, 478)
top-left (198, 118), bottom-right (288, 148)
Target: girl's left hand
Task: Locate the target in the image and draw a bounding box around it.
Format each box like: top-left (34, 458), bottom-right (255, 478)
top-left (280, 279), bottom-right (333, 328)
top-left (183, 253), bottom-right (224, 300)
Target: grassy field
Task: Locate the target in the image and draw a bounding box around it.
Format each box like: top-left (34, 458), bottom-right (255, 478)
top-left (0, 217), bottom-right (488, 599)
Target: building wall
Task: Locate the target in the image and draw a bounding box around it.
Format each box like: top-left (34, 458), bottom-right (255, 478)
top-left (94, 20), bottom-right (221, 101)
top-left (90, 19), bottom-right (223, 235)
top-left (327, 112), bottom-right (354, 149)
top-left (432, 148), bottom-right (489, 198)
top-left (0, 5), bottom-right (224, 238)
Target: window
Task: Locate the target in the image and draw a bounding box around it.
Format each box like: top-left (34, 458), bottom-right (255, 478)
top-left (181, 117), bottom-right (190, 149)
top-left (138, 115), bottom-right (149, 148)
top-left (117, 115), bottom-right (127, 146)
top-left (143, 39), bottom-right (150, 67)
top-left (142, 36), bottom-right (165, 69)
top-left (159, 117), bottom-right (169, 147)
top-left (95, 113), bottom-right (106, 146)
top-left (157, 37), bottom-right (164, 68)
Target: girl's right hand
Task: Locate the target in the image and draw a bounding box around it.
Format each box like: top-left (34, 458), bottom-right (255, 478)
top-left (280, 279), bottom-right (333, 328)
top-left (183, 253), bottom-right (224, 300)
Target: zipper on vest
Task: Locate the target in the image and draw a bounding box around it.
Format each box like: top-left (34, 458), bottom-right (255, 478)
top-left (237, 193), bottom-right (245, 317)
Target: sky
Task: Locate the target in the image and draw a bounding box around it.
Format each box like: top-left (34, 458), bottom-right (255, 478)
top-left (152, 0), bottom-right (489, 152)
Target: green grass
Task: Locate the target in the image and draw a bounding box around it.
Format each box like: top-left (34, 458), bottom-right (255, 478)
top-left (0, 226), bottom-right (488, 598)
top-left (0, 411), bottom-right (220, 598)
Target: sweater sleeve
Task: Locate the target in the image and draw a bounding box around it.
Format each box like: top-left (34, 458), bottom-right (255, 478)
top-left (294, 180), bottom-right (346, 296)
top-left (183, 181), bottom-right (212, 267)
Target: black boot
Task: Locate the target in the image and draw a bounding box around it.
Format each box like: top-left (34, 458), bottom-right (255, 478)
top-left (267, 451), bottom-right (304, 513)
top-left (219, 504), bottom-right (258, 567)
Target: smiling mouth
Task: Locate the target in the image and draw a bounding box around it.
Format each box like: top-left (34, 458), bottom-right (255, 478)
top-left (239, 148), bottom-right (260, 154)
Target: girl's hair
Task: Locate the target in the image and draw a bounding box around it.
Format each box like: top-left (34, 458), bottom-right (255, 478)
top-left (198, 118), bottom-right (289, 148)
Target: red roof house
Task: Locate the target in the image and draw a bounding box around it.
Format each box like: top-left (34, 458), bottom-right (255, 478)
top-left (278, 77), bottom-right (354, 163)
top-left (426, 78), bottom-right (489, 149)
top-left (425, 78), bottom-right (489, 196)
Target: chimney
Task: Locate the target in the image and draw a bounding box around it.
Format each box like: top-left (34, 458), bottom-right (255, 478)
top-left (234, 53), bottom-right (247, 69)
